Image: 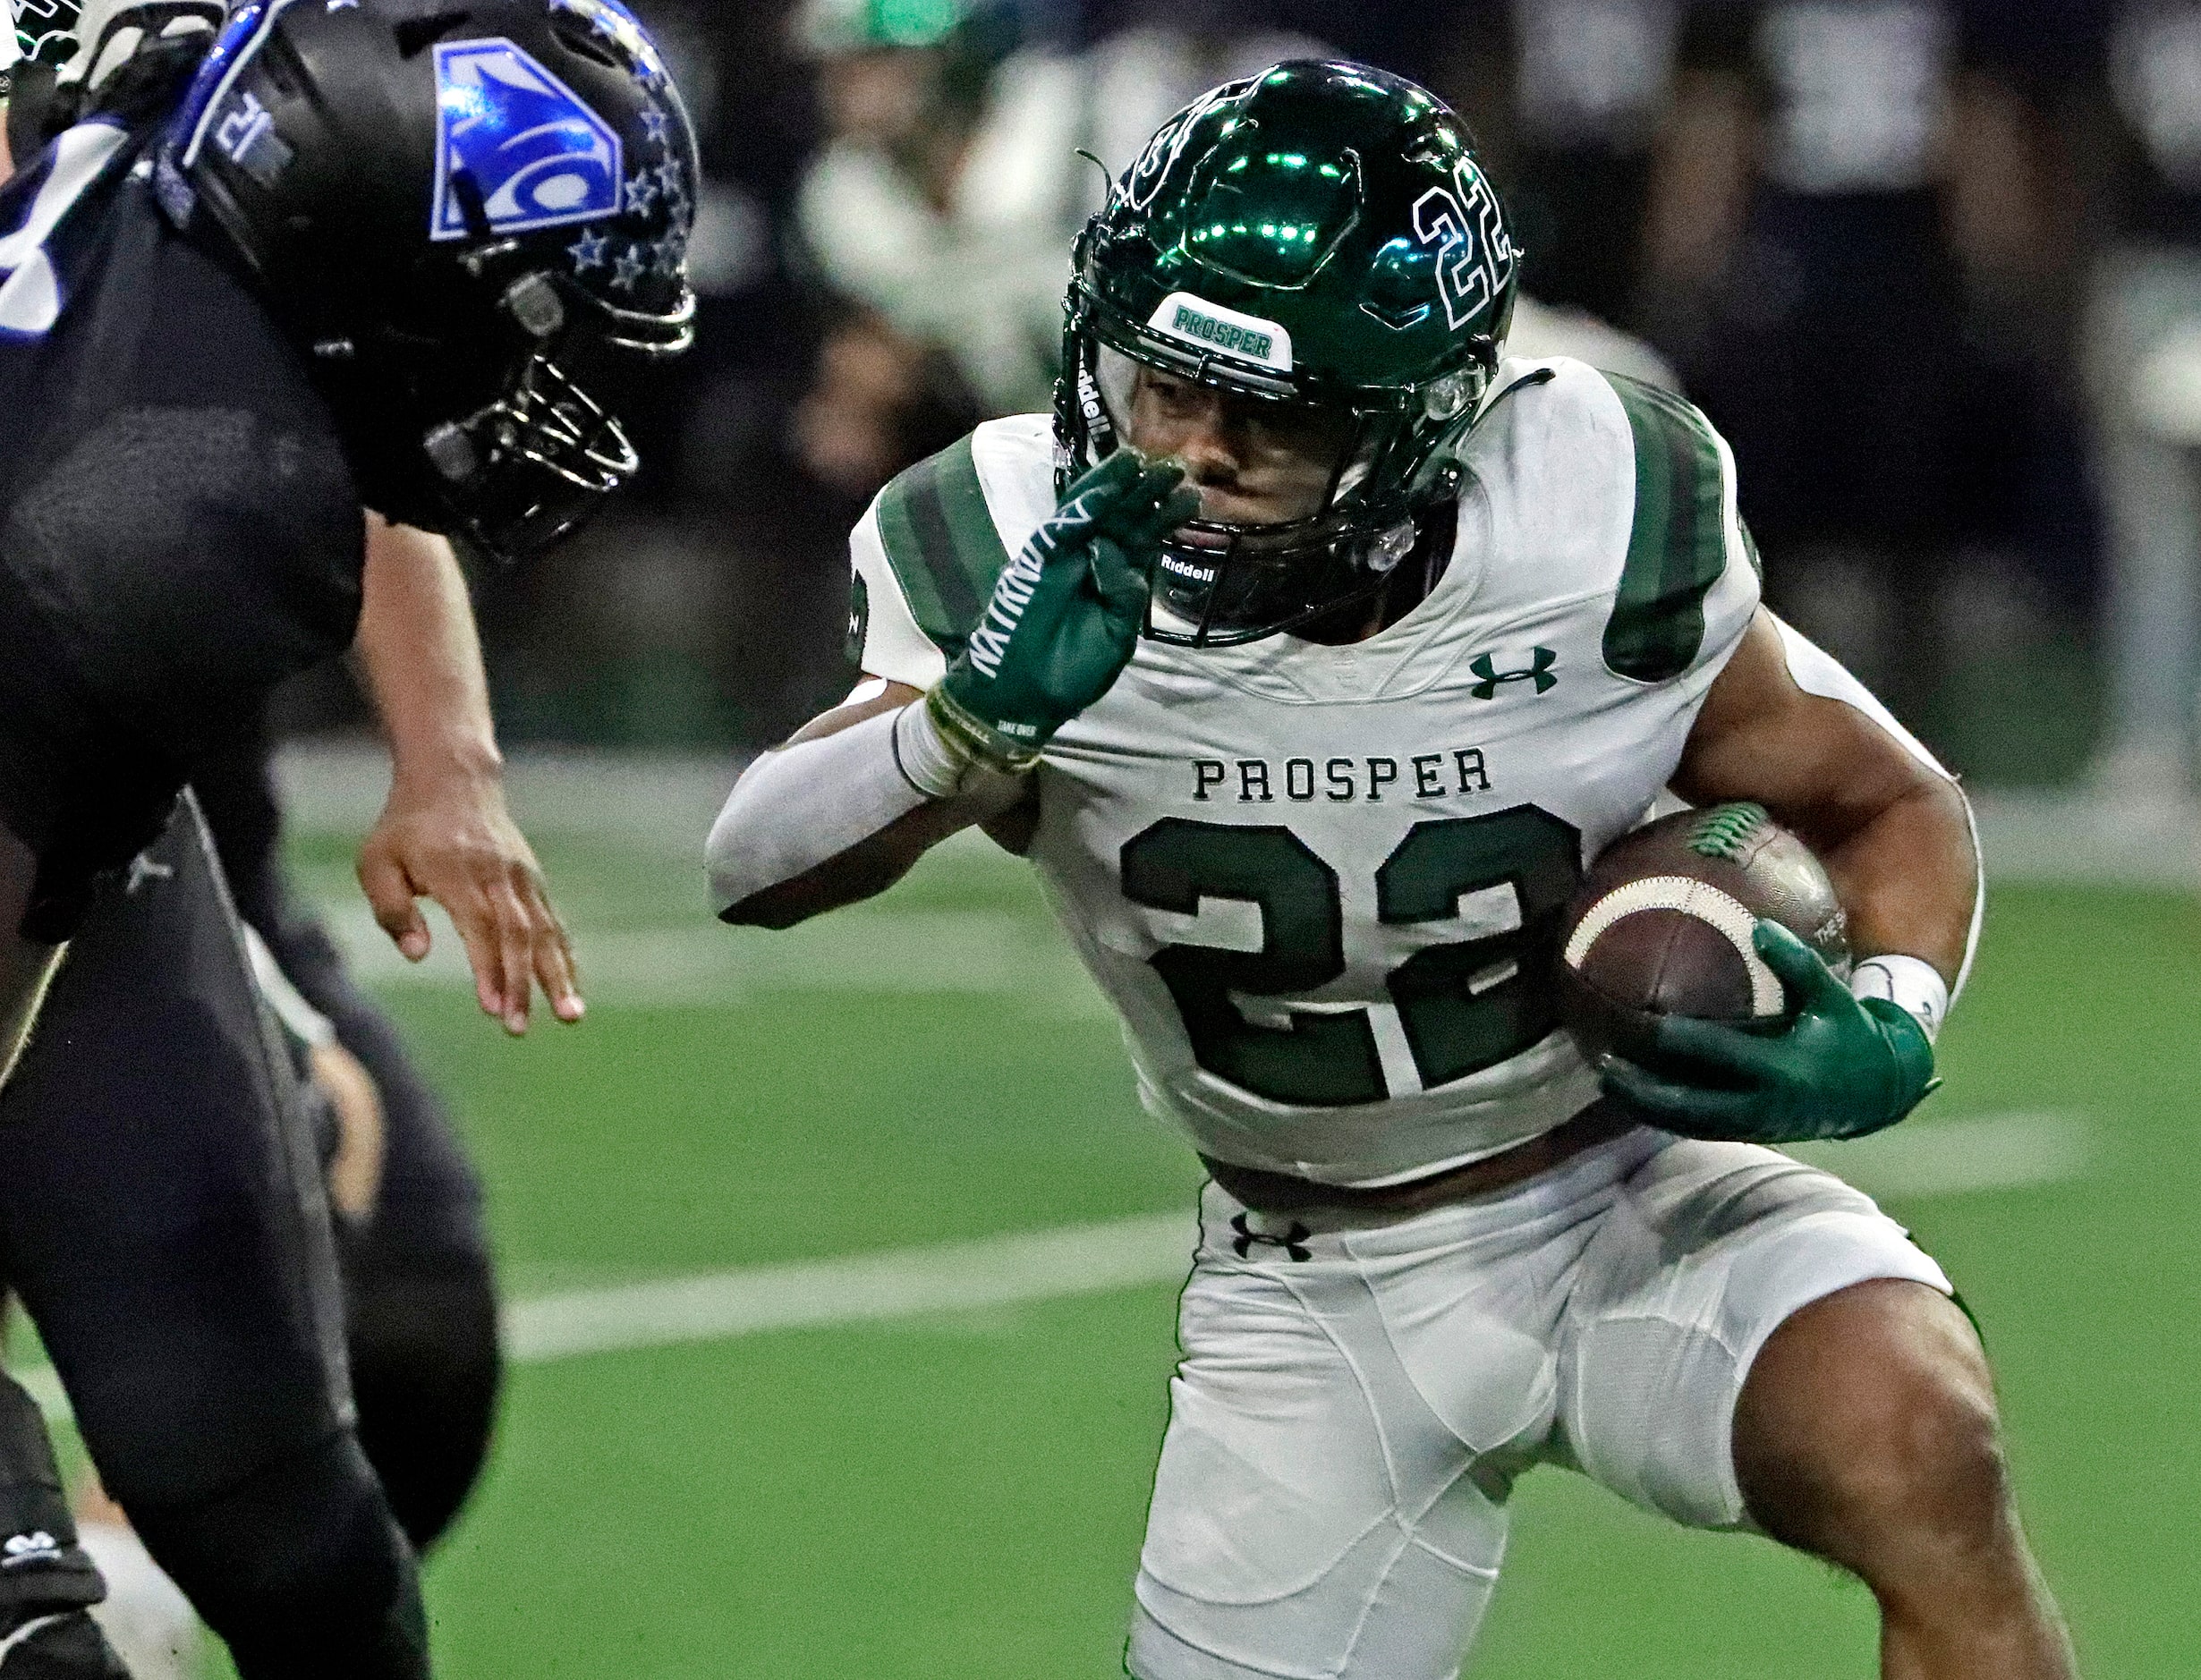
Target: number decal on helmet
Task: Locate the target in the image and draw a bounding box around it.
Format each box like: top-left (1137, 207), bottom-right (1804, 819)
top-left (1409, 160), bottom-right (1516, 332)
top-left (1119, 83), bottom-right (1229, 213)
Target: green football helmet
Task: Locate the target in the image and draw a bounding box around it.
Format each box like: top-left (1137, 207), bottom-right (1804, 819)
top-left (1057, 61), bottom-right (1520, 645)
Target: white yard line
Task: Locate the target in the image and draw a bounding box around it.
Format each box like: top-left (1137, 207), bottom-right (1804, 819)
top-left (18, 1111), bottom-right (2094, 1421)
top-left (273, 743), bottom-right (2201, 887)
top-left (1785, 1110), bottom-right (2094, 1201)
top-left (503, 1211), bottom-right (1199, 1363)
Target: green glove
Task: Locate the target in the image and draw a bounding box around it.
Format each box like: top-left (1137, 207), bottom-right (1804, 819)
top-left (927, 452), bottom-right (1199, 773)
top-left (1598, 921), bottom-right (1940, 1144)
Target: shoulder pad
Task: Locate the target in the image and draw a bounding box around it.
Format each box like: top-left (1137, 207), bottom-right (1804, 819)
top-left (1602, 374), bottom-right (1743, 683)
top-left (872, 433), bottom-right (1014, 661)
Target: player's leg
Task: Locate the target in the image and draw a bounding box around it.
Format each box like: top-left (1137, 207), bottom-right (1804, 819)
top-left (1126, 1183), bottom-right (1551, 1680)
top-left (0, 798), bottom-right (430, 1680)
top-left (1732, 1279), bottom-right (2075, 1678)
top-left (1556, 1137), bottom-right (2075, 1679)
top-left (261, 904), bottom-right (498, 1550)
top-left (0, 1366), bottom-right (132, 1676)
top-left (196, 737), bottom-right (502, 1551)
top-left (332, 1056), bottom-right (500, 1552)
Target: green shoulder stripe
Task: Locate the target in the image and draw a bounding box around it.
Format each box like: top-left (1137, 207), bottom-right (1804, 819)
top-left (1602, 375), bottom-right (1733, 683)
top-left (873, 435), bottom-right (1013, 659)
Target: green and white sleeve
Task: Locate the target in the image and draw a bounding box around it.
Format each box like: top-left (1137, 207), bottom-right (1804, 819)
top-left (1599, 374), bottom-right (1763, 689)
top-left (847, 432), bottom-right (1016, 689)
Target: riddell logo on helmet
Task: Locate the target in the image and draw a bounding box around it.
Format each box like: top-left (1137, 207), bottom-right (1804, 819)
top-left (1149, 293), bottom-right (1294, 371)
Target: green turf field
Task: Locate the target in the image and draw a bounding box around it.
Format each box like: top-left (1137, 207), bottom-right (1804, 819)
top-left (255, 820), bottom-right (2201, 1677)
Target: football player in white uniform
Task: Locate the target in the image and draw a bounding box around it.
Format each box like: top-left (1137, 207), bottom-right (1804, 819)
top-left (707, 63), bottom-right (2076, 1680)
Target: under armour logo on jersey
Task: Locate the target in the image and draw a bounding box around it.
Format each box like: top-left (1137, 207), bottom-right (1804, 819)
top-left (430, 38), bottom-right (624, 242)
top-left (1468, 648), bottom-right (1557, 700)
top-left (1229, 1214), bottom-right (1313, 1263)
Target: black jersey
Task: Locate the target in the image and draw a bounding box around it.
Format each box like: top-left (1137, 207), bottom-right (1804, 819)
top-left (0, 118), bottom-right (361, 937)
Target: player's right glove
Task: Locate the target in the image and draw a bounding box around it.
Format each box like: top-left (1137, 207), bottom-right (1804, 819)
top-left (922, 452), bottom-right (1198, 776)
top-left (1598, 921), bottom-right (1940, 1143)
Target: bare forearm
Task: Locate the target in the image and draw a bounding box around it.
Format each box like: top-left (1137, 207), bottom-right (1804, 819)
top-left (1809, 777), bottom-right (1976, 986)
top-left (1677, 614), bottom-right (1979, 990)
top-left (346, 513), bottom-right (581, 1030)
top-left (351, 515), bottom-right (499, 785)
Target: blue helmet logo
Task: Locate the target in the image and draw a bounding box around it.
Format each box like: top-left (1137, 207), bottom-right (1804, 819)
top-left (430, 38), bottom-right (623, 242)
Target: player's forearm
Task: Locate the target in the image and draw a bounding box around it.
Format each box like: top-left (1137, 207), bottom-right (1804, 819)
top-left (1816, 774), bottom-right (1977, 988)
top-left (351, 515), bottom-right (502, 789)
top-left (708, 688), bottom-right (1024, 929)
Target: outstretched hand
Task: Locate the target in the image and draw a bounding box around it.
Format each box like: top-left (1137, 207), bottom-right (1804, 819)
top-left (356, 768), bottom-right (582, 1035)
top-left (1598, 920), bottom-right (1937, 1143)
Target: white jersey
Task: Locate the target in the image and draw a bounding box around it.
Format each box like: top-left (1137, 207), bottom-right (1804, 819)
top-left (851, 358), bottom-right (1762, 1187)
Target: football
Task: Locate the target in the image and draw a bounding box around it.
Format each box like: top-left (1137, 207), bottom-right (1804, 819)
top-left (1555, 802), bottom-right (1851, 1065)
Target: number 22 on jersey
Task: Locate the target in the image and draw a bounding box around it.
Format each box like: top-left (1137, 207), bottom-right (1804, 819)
top-left (1119, 806), bottom-right (1582, 1107)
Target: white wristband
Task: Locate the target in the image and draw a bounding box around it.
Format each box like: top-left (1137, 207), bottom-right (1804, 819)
top-left (1850, 954), bottom-right (1950, 1043)
top-left (889, 699), bottom-right (972, 800)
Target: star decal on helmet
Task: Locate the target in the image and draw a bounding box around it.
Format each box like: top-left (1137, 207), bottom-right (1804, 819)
top-left (568, 228), bottom-right (610, 272)
top-left (653, 157), bottom-right (684, 199)
top-left (641, 103), bottom-right (671, 147)
top-left (625, 167), bottom-right (660, 215)
top-left (611, 244), bottom-right (647, 292)
top-left (650, 229), bottom-right (687, 278)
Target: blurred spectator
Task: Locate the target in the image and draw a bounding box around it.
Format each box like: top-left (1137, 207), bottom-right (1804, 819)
top-left (789, 0), bottom-right (1341, 496)
top-left (1423, 2), bottom-right (1685, 325)
top-left (1639, 1), bottom-right (1977, 725)
top-left (1084, 2), bottom-right (1333, 179)
top-left (790, 0), bottom-right (1092, 489)
top-left (1967, 0), bottom-right (2201, 802)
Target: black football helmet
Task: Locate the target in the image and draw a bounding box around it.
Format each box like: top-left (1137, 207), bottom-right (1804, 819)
top-left (153, 0), bottom-right (698, 563)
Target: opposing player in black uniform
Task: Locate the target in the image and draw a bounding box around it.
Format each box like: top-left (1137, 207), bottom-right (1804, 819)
top-left (0, 0), bottom-right (697, 1672)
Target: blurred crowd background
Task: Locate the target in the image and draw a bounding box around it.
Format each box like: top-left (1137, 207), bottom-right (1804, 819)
top-left (282, 0), bottom-right (2201, 807)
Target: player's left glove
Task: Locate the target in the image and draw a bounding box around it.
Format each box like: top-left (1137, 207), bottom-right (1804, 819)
top-left (1597, 921), bottom-right (1940, 1144)
top-left (924, 452), bottom-right (1199, 776)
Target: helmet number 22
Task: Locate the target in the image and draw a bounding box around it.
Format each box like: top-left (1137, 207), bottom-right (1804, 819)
top-left (1410, 161), bottom-right (1515, 331)
top-left (1119, 807), bottom-right (1582, 1107)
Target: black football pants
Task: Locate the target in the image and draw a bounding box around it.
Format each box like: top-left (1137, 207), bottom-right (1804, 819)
top-left (190, 733), bottom-right (502, 1553)
top-left (0, 797), bottom-right (430, 1680)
